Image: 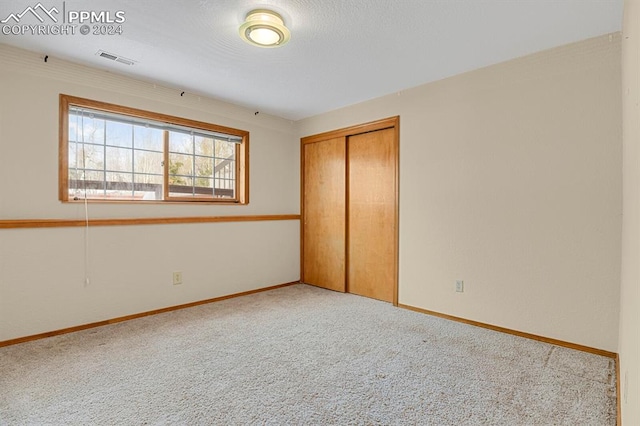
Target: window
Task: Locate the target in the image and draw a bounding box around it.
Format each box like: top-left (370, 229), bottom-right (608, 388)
top-left (59, 94), bottom-right (249, 203)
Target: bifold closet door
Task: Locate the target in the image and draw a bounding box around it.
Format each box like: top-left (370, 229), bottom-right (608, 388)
top-left (347, 128), bottom-right (396, 303)
top-left (302, 137), bottom-right (346, 292)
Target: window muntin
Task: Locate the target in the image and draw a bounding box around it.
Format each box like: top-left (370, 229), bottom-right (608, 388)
top-left (60, 95), bottom-right (249, 204)
top-left (167, 133), bottom-right (236, 199)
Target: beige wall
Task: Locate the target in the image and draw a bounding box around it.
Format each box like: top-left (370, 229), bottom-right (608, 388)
top-left (297, 35), bottom-right (622, 352)
top-left (0, 45), bottom-right (300, 341)
top-left (620, 1), bottom-right (640, 424)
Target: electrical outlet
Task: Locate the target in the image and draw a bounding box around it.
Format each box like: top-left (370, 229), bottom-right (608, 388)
top-left (455, 280), bottom-right (464, 293)
top-left (173, 271), bottom-right (183, 285)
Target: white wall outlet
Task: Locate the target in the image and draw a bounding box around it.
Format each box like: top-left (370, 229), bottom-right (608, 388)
top-left (173, 271), bottom-right (183, 285)
top-left (455, 280), bottom-right (464, 292)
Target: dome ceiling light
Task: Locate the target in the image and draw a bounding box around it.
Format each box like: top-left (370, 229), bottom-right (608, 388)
top-left (239, 9), bottom-right (290, 48)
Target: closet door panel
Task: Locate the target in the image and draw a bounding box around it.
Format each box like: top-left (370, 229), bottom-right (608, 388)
top-left (347, 128), bottom-right (396, 302)
top-left (302, 137), bottom-right (346, 292)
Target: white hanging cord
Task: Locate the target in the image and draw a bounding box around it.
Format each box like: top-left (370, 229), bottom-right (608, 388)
top-left (80, 111), bottom-right (90, 286)
top-left (75, 112), bottom-right (80, 197)
top-left (84, 191), bottom-right (90, 286)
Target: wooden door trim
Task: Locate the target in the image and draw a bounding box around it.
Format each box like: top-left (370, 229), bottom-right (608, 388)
top-left (345, 135), bottom-right (350, 295)
top-left (301, 116), bottom-right (399, 145)
top-left (392, 122), bottom-right (400, 306)
top-left (300, 116), bottom-right (399, 305)
top-left (300, 137), bottom-right (305, 282)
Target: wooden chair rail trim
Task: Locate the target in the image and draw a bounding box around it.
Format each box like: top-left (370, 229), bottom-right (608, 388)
top-left (0, 281), bottom-right (300, 347)
top-left (0, 214), bottom-right (300, 229)
top-left (398, 303), bottom-right (618, 359)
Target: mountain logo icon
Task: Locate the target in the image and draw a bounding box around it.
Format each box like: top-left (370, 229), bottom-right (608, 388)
top-left (1, 3), bottom-right (59, 24)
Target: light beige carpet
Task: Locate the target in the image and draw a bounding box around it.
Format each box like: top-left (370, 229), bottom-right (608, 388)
top-left (0, 284), bottom-right (616, 425)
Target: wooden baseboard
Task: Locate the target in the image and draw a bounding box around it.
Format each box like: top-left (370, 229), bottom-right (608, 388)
top-left (0, 281), bottom-right (300, 347)
top-left (398, 303), bottom-right (617, 359)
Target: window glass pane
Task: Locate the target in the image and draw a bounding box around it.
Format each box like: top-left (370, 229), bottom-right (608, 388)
top-left (168, 177), bottom-right (194, 197)
top-left (74, 171), bottom-right (105, 197)
top-left (215, 178), bottom-right (235, 189)
top-left (215, 157), bottom-right (234, 169)
top-left (79, 144), bottom-right (105, 171)
top-left (216, 140), bottom-right (235, 160)
top-left (105, 172), bottom-right (133, 196)
top-left (195, 177), bottom-right (213, 189)
top-left (134, 174), bottom-right (163, 185)
top-left (69, 169), bottom-right (104, 189)
top-left (169, 132), bottom-right (192, 154)
top-left (106, 172), bottom-right (133, 192)
top-left (83, 170), bottom-right (105, 182)
top-left (195, 156), bottom-right (213, 179)
top-left (168, 174), bottom-right (192, 188)
top-left (195, 136), bottom-right (214, 156)
top-left (68, 143), bottom-right (77, 169)
top-left (214, 160), bottom-right (236, 195)
top-left (169, 153), bottom-right (193, 178)
top-left (69, 168), bottom-right (80, 182)
top-left (134, 151), bottom-right (163, 175)
top-left (106, 171), bottom-right (133, 183)
top-left (133, 189), bottom-right (160, 200)
top-left (134, 174), bottom-right (162, 201)
top-left (215, 178), bottom-right (235, 198)
top-left (106, 121), bottom-right (133, 148)
top-left (81, 117), bottom-right (105, 144)
top-left (68, 114), bottom-right (78, 141)
top-left (134, 126), bottom-right (163, 151)
top-left (105, 147), bottom-right (133, 172)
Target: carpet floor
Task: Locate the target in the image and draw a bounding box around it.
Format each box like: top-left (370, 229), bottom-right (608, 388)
top-left (0, 284), bottom-right (616, 425)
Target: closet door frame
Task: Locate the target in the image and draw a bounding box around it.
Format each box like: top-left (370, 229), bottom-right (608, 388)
top-left (300, 116), bottom-right (400, 306)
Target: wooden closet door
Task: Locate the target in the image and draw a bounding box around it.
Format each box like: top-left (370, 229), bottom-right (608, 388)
top-left (347, 128), bottom-right (397, 303)
top-left (302, 137), bottom-right (346, 292)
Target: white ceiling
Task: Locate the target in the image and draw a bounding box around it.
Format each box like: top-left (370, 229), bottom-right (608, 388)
top-left (0, 0), bottom-right (623, 120)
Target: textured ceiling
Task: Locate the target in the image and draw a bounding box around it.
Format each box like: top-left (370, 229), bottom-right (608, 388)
top-left (0, 0), bottom-right (623, 120)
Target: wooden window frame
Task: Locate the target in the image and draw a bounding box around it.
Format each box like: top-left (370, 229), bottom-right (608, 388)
top-left (59, 94), bottom-right (249, 204)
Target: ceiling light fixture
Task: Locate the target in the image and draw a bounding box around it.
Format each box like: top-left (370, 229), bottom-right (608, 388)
top-left (239, 9), bottom-right (290, 48)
